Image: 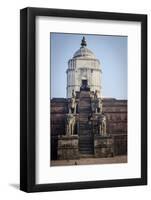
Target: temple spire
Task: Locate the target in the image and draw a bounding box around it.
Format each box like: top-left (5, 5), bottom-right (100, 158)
top-left (81, 36), bottom-right (87, 47)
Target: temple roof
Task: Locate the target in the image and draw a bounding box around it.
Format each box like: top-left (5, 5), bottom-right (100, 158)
top-left (73, 37), bottom-right (96, 59)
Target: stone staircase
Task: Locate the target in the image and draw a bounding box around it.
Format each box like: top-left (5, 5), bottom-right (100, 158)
top-left (78, 91), bottom-right (94, 155)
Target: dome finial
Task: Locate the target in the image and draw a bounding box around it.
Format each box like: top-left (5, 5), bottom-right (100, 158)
top-left (81, 36), bottom-right (87, 47)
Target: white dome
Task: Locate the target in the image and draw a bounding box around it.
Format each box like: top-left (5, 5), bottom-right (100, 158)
top-left (73, 47), bottom-right (96, 59)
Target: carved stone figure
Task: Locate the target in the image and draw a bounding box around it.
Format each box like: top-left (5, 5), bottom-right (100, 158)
top-left (72, 89), bottom-right (76, 98)
top-left (68, 89), bottom-right (77, 114)
top-left (98, 115), bottom-right (102, 135)
top-left (101, 115), bottom-right (107, 136)
top-left (91, 91), bottom-right (102, 114)
top-left (68, 97), bottom-right (76, 114)
top-left (65, 114), bottom-right (76, 136)
top-left (91, 99), bottom-right (96, 113)
top-left (90, 91), bottom-right (94, 99)
top-left (94, 90), bottom-right (98, 99)
top-left (97, 114), bottom-right (107, 136)
top-left (90, 92), bottom-right (96, 113)
top-left (96, 98), bottom-right (103, 113)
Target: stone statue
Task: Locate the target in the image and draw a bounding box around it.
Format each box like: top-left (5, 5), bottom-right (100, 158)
top-left (65, 114), bottom-right (76, 136)
top-left (68, 90), bottom-right (77, 114)
top-left (97, 114), bottom-right (107, 136)
top-left (96, 98), bottom-right (103, 113)
top-left (98, 115), bottom-right (102, 135)
top-left (101, 115), bottom-right (107, 136)
top-left (90, 91), bottom-right (94, 99)
top-left (91, 91), bottom-right (102, 114)
top-left (91, 99), bottom-right (96, 113)
top-left (72, 89), bottom-right (76, 98)
top-left (94, 90), bottom-right (98, 99)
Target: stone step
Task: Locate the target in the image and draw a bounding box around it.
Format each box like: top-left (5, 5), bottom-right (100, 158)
top-left (79, 98), bottom-right (90, 100)
top-left (79, 106), bottom-right (90, 109)
top-left (79, 100), bottom-right (90, 102)
top-left (79, 137), bottom-right (94, 142)
top-left (79, 122), bottom-right (90, 125)
top-left (79, 123), bottom-right (89, 126)
top-left (80, 152), bottom-right (94, 155)
top-left (79, 141), bottom-right (94, 146)
top-left (79, 119), bottom-right (89, 123)
top-left (79, 117), bottom-right (89, 120)
top-left (79, 114), bottom-right (90, 117)
top-left (79, 104), bottom-right (91, 107)
top-left (79, 138), bottom-right (94, 142)
top-left (79, 111), bottom-right (91, 114)
top-left (79, 102), bottom-right (91, 105)
top-left (79, 126), bottom-right (91, 129)
top-left (79, 101), bottom-right (91, 105)
top-left (79, 143), bottom-right (93, 147)
top-left (79, 130), bottom-right (91, 134)
top-left (79, 101), bottom-right (90, 103)
top-left (77, 90), bottom-right (94, 155)
top-left (79, 129), bottom-right (91, 132)
top-left (79, 99), bottom-right (90, 102)
top-left (78, 106), bottom-right (91, 112)
top-left (79, 134), bottom-right (93, 138)
top-left (79, 98), bottom-right (91, 102)
top-left (79, 134), bottom-right (92, 137)
top-left (79, 135), bottom-right (94, 154)
top-left (79, 114), bottom-right (91, 117)
top-left (79, 108), bottom-right (91, 112)
top-left (79, 121), bottom-right (89, 124)
top-left (79, 146), bottom-right (93, 150)
top-left (80, 94), bottom-right (90, 98)
top-left (79, 126), bottom-right (91, 130)
top-left (79, 147), bottom-right (94, 154)
top-left (79, 135), bottom-right (92, 138)
top-left (79, 153), bottom-right (94, 158)
top-left (80, 91), bottom-right (90, 94)
top-left (79, 149), bottom-right (94, 154)
top-left (79, 145), bottom-right (93, 148)
top-left (79, 129), bottom-right (91, 133)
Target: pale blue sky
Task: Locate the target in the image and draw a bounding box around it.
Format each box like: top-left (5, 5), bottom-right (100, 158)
top-left (50, 33), bottom-right (127, 99)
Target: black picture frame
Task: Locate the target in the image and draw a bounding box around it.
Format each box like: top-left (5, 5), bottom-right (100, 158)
top-left (20, 7), bottom-right (147, 192)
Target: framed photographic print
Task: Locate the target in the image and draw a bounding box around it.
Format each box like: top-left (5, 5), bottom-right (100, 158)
top-left (20, 7), bottom-right (147, 192)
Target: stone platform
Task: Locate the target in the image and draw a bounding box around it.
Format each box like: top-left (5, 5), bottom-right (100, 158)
top-left (94, 135), bottom-right (114, 157)
top-left (57, 135), bottom-right (79, 160)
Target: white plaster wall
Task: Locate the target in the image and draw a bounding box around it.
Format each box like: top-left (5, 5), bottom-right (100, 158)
top-left (67, 57), bottom-right (101, 97)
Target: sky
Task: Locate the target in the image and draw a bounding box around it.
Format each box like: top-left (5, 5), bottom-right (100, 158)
top-left (50, 33), bottom-right (127, 99)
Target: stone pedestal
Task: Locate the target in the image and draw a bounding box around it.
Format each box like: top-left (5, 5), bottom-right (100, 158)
top-left (94, 135), bottom-right (114, 158)
top-left (57, 135), bottom-right (79, 160)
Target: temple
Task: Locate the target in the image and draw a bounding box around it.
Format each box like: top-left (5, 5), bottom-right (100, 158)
top-left (51, 37), bottom-right (127, 161)
top-left (66, 36), bottom-right (101, 98)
